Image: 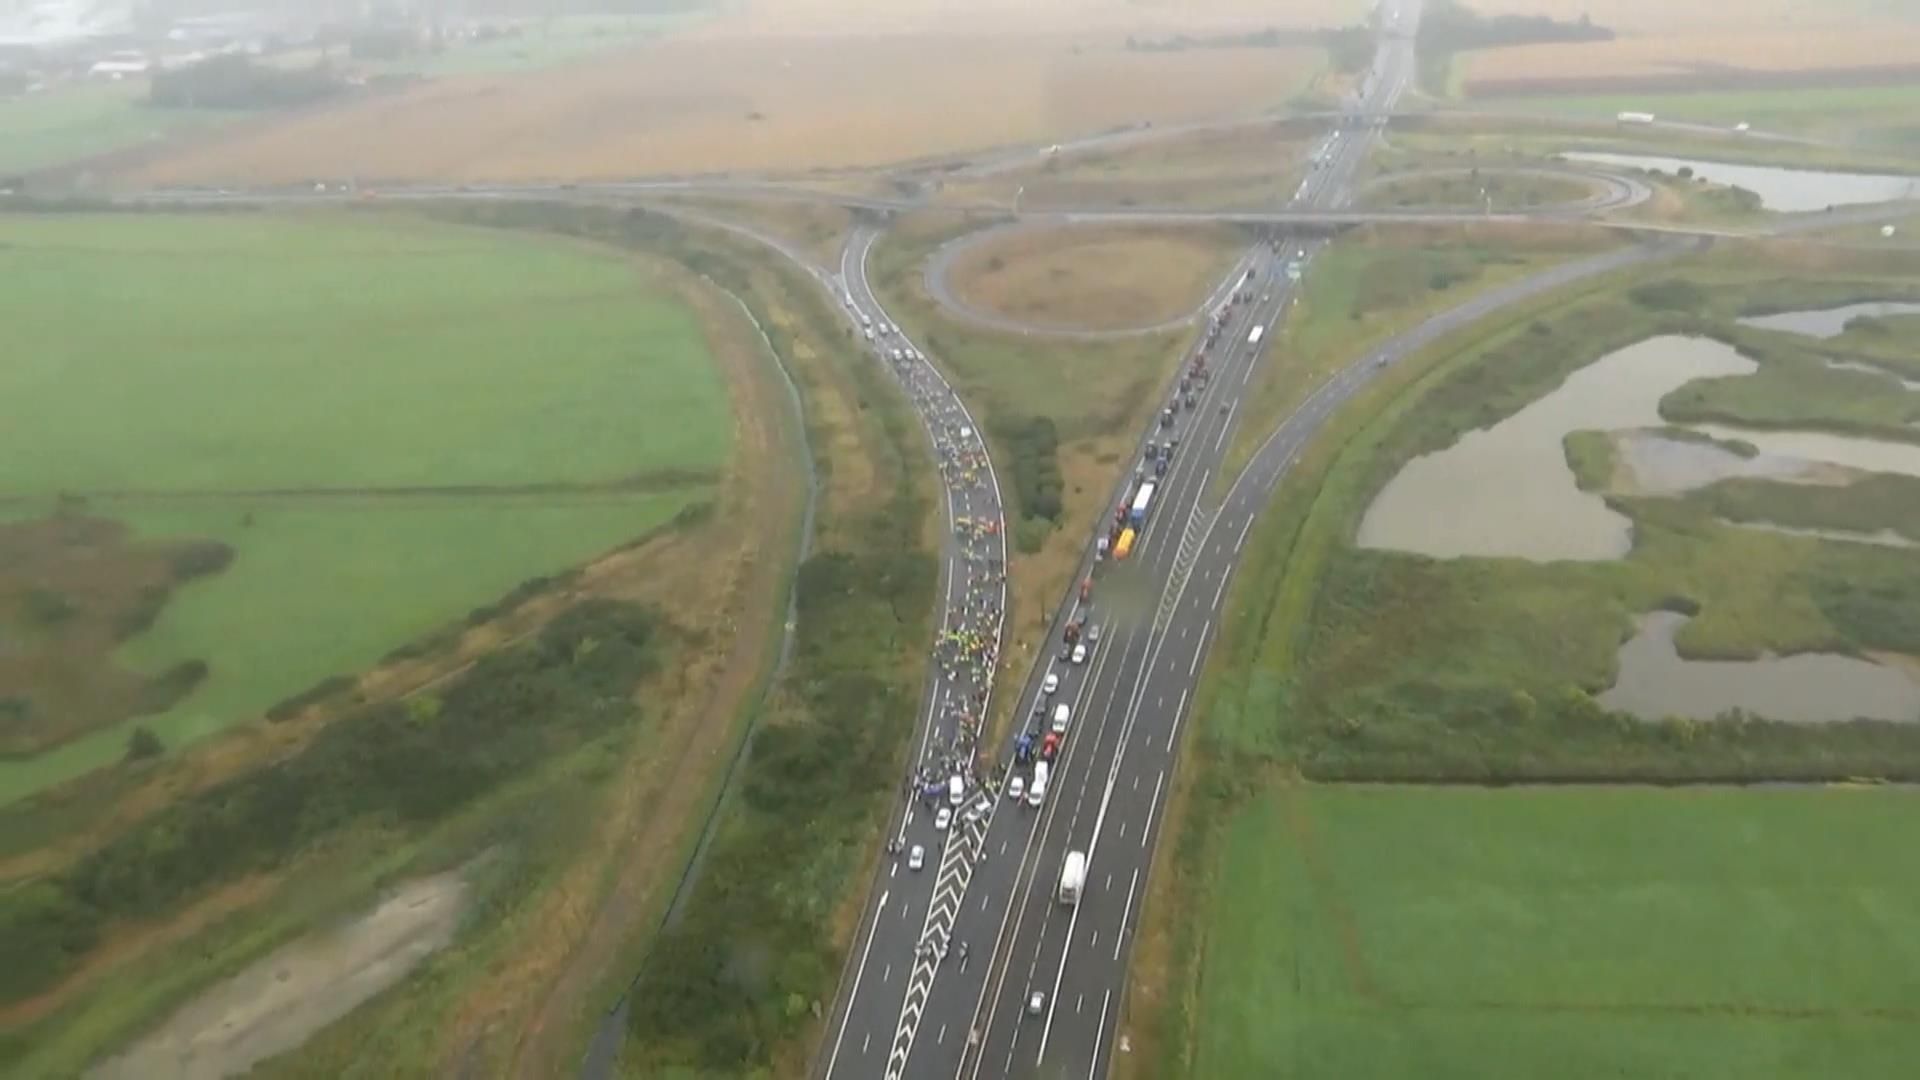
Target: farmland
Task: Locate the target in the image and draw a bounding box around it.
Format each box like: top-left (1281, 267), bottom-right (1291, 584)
top-left (935, 118), bottom-right (1318, 212)
top-left (1187, 784), bottom-right (1920, 1080)
top-left (126, 32), bottom-right (1323, 185)
top-left (1444, 0), bottom-right (1920, 107)
top-left (944, 224), bottom-right (1245, 332)
top-left (0, 211), bottom-right (729, 802)
top-left (0, 203), bottom-right (841, 1079)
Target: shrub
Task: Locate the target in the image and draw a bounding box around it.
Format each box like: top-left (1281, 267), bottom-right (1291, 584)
top-left (1628, 278), bottom-right (1708, 311)
top-left (169, 541), bottom-right (234, 580)
top-left (125, 726), bottom-right (164, 761)
top-left (996, 414), bottom-right (1064, 523)
top-left (1015, 516), bottom-right (1052, 554)
top-left (0, 600), bottom-right (663, 1004)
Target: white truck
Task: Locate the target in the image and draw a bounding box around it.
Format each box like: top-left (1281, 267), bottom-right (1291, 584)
top-left (1248, 325), bottom-right (1266, 345)
top-left (1029, 761), bottom-right (1049, 807)
top-left (1616, 111), bottom-right (1656, 125)
top-left (1058, 851), bottom-right (1086, 905)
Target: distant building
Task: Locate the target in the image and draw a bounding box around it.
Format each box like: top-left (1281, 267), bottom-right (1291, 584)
top-left (87, 48), bottom-right (146, 78)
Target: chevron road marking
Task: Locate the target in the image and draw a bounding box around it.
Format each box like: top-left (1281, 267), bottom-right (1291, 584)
top-left (886, 792), bottom-right (999, 1079)
top-left (1154, 501), bottom-right (1217, 631)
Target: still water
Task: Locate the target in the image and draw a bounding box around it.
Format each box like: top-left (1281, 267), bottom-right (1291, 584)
top-left (1740, 301), bottom-right (1920, 338)
top-left (1561, 151), bottom-right (1920, 213)
top-left (1357, 336), bottom-right (1755, 560)
top-left (1599, 612), bottom-right (1920, 723)
top-left (1610, 430), bottom-right (1829, 496)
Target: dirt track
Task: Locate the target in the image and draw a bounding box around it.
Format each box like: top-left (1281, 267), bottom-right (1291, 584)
top-left (90, 870), bottom-right (469, 1080)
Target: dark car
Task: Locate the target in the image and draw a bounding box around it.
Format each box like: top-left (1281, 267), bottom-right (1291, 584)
top-left (1155, 458), bottom-right (1169, 477)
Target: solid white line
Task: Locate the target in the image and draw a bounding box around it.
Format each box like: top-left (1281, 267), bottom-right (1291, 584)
top-left (825, 887), bottom-right (890, 1079)
top-left (1144, 771), bottom-right (1165, 842)
top-left (1114, 867), bottom-right (1140, 961)
top-left (1211, 570), bottom-right (1229, 613)
top-left (1235, 514), bottom-right (1254, 552)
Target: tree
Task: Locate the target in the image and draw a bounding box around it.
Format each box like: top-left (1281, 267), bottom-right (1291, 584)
top-left (126, 726), bottom-right (164, 761)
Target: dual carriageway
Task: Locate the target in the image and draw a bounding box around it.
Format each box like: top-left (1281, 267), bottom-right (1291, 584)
top-left (821, 4), bottom-right (1425, 1077)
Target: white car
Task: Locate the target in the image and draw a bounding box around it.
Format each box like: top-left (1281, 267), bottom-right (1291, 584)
top-left (1051, 703), bottom-right (1072, 734)
top-left (1027, 990), bottom-right (1046, 1016)
top-left (1071, 642), bottom-right (1087, 665)
top-left (1008, 776), bottom-right (1025, 801)
top-left (908, 844), bottom-right (925, 871)
top-left (935, 806), bottom-right (952, 831)
top-left (1042, 672), bottom-right (1059, 695)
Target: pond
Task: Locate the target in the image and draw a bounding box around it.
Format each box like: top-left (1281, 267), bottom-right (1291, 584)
top-left (1358, 336), bottom-right (1756, 561)
top-left (1609, 429), bottom-right (1837, 496)
top-left (1689, 424), bottom-right (1920, 479)
top-left (1740, 300), bottom-right (1920, 338)
top-left (1599, 611), bottom-right (1920, 724)
top-left (1560, 151), bottom-right (1920, 213)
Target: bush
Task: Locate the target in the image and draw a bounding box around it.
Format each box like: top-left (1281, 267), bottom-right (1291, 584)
top-left (0, 599), bottom-right (663, 1004)
top-left (996, 414), bottom-right (1064, 523)
top-left (263, 673), bottom-right (358, 722)
top-left (169, 541), bottom-right (234, 580)
top-left (1015, 516), bottom-right (1052, 554)
top-left (1628, 278), bottom-right (1708, 311)
top-left (125, 726), bottom-right (164, 761)
top-left (23, 588), bottom-right (74, 626)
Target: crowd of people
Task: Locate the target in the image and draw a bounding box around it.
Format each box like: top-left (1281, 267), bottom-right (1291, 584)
top-left (879, 335), bottom-right (1008, 869)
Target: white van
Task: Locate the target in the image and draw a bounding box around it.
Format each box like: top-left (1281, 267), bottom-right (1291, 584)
top-left (1051, 703), bottom-right (1071, 734)
top-left (1028, 762), bottom-right (1049, 807)
top-left (949, 775), bottom-right (965, 806)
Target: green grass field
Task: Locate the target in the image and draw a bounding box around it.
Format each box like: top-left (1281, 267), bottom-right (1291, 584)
top-left (0, 82), bottom-right (238, 176)
top-left (0, 212), bottom-right (728, 803)
top-left (1194, 784), bottom-right (1920, 1080)
top-left (0, 214), bottom-right (725, 493)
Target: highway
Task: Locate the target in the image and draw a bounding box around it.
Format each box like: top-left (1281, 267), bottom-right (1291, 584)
top-left (815, 4), bottom-right (1426, 1078)
top-left (811, 225), bottom-right (1018, 1080)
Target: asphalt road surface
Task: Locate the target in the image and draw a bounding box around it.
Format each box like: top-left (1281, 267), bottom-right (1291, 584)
top-left (816, 4), bottom-right (1436, 1078)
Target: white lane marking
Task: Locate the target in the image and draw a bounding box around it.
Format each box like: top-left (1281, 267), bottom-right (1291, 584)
top-left (884, 964), bottom-right (892, 983)
top-left (1144, 772), bottom-right (1165, 845)
top-left (1211, 570), bottom-right (1230, 613)
top-left (1235, 515), bottom-right (1254, 552)
top-left (824, 886), bottom-right (889, 1079)
top-left (1115, 867), bottom-right (1141, 960)
top-left (1089, 989), bottom-right (1114, 1080)
top-left (1215, 400), bottom-right (1237, 451)
top-left (864, 1032), bottom-right (871, 1055)
top-left (891, 862), bottom-right (898, 878)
